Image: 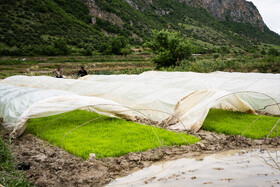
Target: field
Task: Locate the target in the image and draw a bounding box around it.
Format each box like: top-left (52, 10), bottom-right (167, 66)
top-left (23, 109), bottom-right (279, 161)
top-left (0, 54), bottom-right (154, 79)
top-left (26, 110), bottom-right (199, 159)
top-left (1, 0), bottom-right (280, 185)
top-left (0, 53), bottom-right (280, 79)
top-left (1, 53), bottom-right (280, 186)
top-left (203, 109), bottom-right (279, 139)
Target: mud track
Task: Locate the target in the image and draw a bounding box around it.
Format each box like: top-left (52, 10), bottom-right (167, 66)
top-left (4, 130), bottom-right (279, 187)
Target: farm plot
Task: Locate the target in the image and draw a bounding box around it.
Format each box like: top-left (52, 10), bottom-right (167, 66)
top-left (26, 110), bottom-right (199, 159)
top-left (24, 109), bottom-right (279, 160)
top-left (202, 109), bottom-right (280, 139)
top-left (1, 70), bottom-right (279, 186)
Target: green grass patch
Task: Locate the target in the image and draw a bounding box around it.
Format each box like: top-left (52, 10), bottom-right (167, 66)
top-left (202, 109), bottom-right (280, 139)
top-left (0, 135), bottom-right (32, 186)
top-left (26, 110), bottom-right (199, 159)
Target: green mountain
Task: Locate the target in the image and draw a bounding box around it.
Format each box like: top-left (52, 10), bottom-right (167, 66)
top-left (0, 0), bottom-right (107, 55)
top-left (1, 0), bottom-right (280, 56)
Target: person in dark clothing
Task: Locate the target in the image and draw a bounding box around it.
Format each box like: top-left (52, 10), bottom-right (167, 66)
top-left (77, 66), bottom-right (88, 77)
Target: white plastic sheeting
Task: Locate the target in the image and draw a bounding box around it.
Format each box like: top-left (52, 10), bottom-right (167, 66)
top-left (2, 71), bottom-right (278, 133)
top-left (1, 71), bottom-right (279, 135)
top-left (164, 89), bottom-right (254, 131)
top-left (0, 84), bottom-right (134, 138)
top-left (80, 71), bottom-right (280, 115)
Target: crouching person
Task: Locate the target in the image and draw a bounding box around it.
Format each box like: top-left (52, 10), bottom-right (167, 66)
top-left (54, 66), bottom-right (63, 78)
top-left (76, 66), bottom-right (88, 78)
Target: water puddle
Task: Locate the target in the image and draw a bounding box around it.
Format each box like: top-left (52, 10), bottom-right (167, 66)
top-left (108, 149), bottom-right (280, 186)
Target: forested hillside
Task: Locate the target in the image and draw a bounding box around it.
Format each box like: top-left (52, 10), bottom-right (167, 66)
top-left (1, 0), bottom-right (280, 56)
top-left (0, 0), bottom-right (107, 56)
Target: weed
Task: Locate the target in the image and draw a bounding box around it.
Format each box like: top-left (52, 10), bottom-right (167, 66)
top-left (0, 134), bottom-right (32, 186)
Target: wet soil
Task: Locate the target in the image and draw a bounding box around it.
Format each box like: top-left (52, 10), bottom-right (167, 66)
top-left (109, 149), bottom-right (280, 186)
top-left (3, 130), bottom-right (280, 187)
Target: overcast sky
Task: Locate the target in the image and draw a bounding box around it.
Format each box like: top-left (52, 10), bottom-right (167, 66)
top-left (248, 0), bottom-right (280, 34)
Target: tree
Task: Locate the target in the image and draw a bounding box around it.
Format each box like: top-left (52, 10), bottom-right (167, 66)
top-left (220, 46), bottom-right (229, 60)
top-left (99, 42), bottom-right (112, 55)
top-left (260, 49), bottom-right (267, 55)
top-left (53, 39), bottom-right (70, 55)
top-left (120, 47), bottom-right (131, 57)
top-left (268, 48), bottom-right (279, 56)
top-left (145, 29), bottom-right (191, 68)
top-left (84, 46), bottom-right (93, 56)
top-left (111, 36), bottom-right (129, 55)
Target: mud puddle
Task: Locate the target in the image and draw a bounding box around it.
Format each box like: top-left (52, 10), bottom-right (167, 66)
top-left (4, 129), bottom-right (279, 187)
top-left (108, 149), bottom-right (280, 186)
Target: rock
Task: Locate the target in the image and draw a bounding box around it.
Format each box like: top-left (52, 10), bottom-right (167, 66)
top-left (196, 142), bottom-right (206, 150)
top-left (128, 154), bottom-right (141, 161)
top-left (120, 160), bottom-right (128, 167)
top-left (89, 153), bottom-right (96, 159)
top-left (180, 0), bottom-right (265, 29)
top-left (255, 140), bottom-right (263, 145)
top-left (32, 154), bottom-right (47, 162)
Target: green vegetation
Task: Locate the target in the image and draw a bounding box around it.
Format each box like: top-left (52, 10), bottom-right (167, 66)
top-left (1, 0), bottom-right (280, 56)
top-left (161, 55), bottom-right (280, 73)
top-left (0, 135), bottom-right (31, 186)
top-left (0, 55), bottom-right (154, 79)
top-left (202, 109), bottom-right (280, 139)
top-left (268, 48), bottom-right (280, 56)
top-left (1, 51), bottom-right (280, 79)
top-left (109, 36), bottom-right (131, 55)
top-left (146, 30), bottom-right (191, 68)
top-left (0, 0), bottom-right (108, 56)
top-left (26, 110), bottom-right (199, 159)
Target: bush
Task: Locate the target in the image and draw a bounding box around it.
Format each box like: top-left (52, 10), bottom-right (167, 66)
top-left (99, 42), bottom-right (112, 55)
top-left (260, 49), bottom-right (267, 55)
top-left (83, 46), bottom-right (94, 56)
top-left (213, 53), bottom-right (220, 60)
top-left (268, 48), bottom-right (279, 56)
top-left (145, 29), bottom-right (192, 68)
top-left (120, 47), bottom-right (132, 57)
top-left (111, 36), bottom-right (129, 55)
top-left (53, 39), bottom-right (70, 55)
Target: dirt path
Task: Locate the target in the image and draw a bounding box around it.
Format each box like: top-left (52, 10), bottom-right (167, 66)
top-left (5, 130), bottom-right (279, 187)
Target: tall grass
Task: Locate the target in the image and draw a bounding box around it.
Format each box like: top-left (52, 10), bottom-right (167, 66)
top-left (0, 135), bottom-right (31, 186)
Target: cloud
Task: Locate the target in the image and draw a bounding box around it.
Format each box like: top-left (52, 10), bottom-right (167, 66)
top-left (248, 0), bottom-right (280, 34)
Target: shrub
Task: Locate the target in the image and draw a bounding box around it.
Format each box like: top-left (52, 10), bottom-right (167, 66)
top-left (120, 47), bottom-right (132, 57)
top-left (99, 43), bottom-right (112, 55)
top-left (268, 48), bottom-right (279, 56)
top-left (53, 39), bottom-right (70, 55)
top-left (260, 49), bottom-right (267, 55)
top-left (213, 53), bottom-right (220, 60)
top-left (111, 36), bottom-right (129, 55)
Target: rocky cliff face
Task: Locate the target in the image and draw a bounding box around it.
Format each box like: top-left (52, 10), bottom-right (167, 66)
top-left (179, 0), bottom-right (265, 29)
top-left (83, 0), bottom-right (265, 30)
top-left (82, 0), bottom-right (124, 25)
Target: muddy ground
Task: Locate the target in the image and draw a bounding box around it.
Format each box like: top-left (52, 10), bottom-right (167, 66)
top-left (3, 130), bottom-right (279, 187)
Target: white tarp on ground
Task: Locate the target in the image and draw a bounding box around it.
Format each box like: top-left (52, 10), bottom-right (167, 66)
top-left (1, 71), bottom-right (279, 134)
top-left (0, 84), bottom-right (134, 138)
